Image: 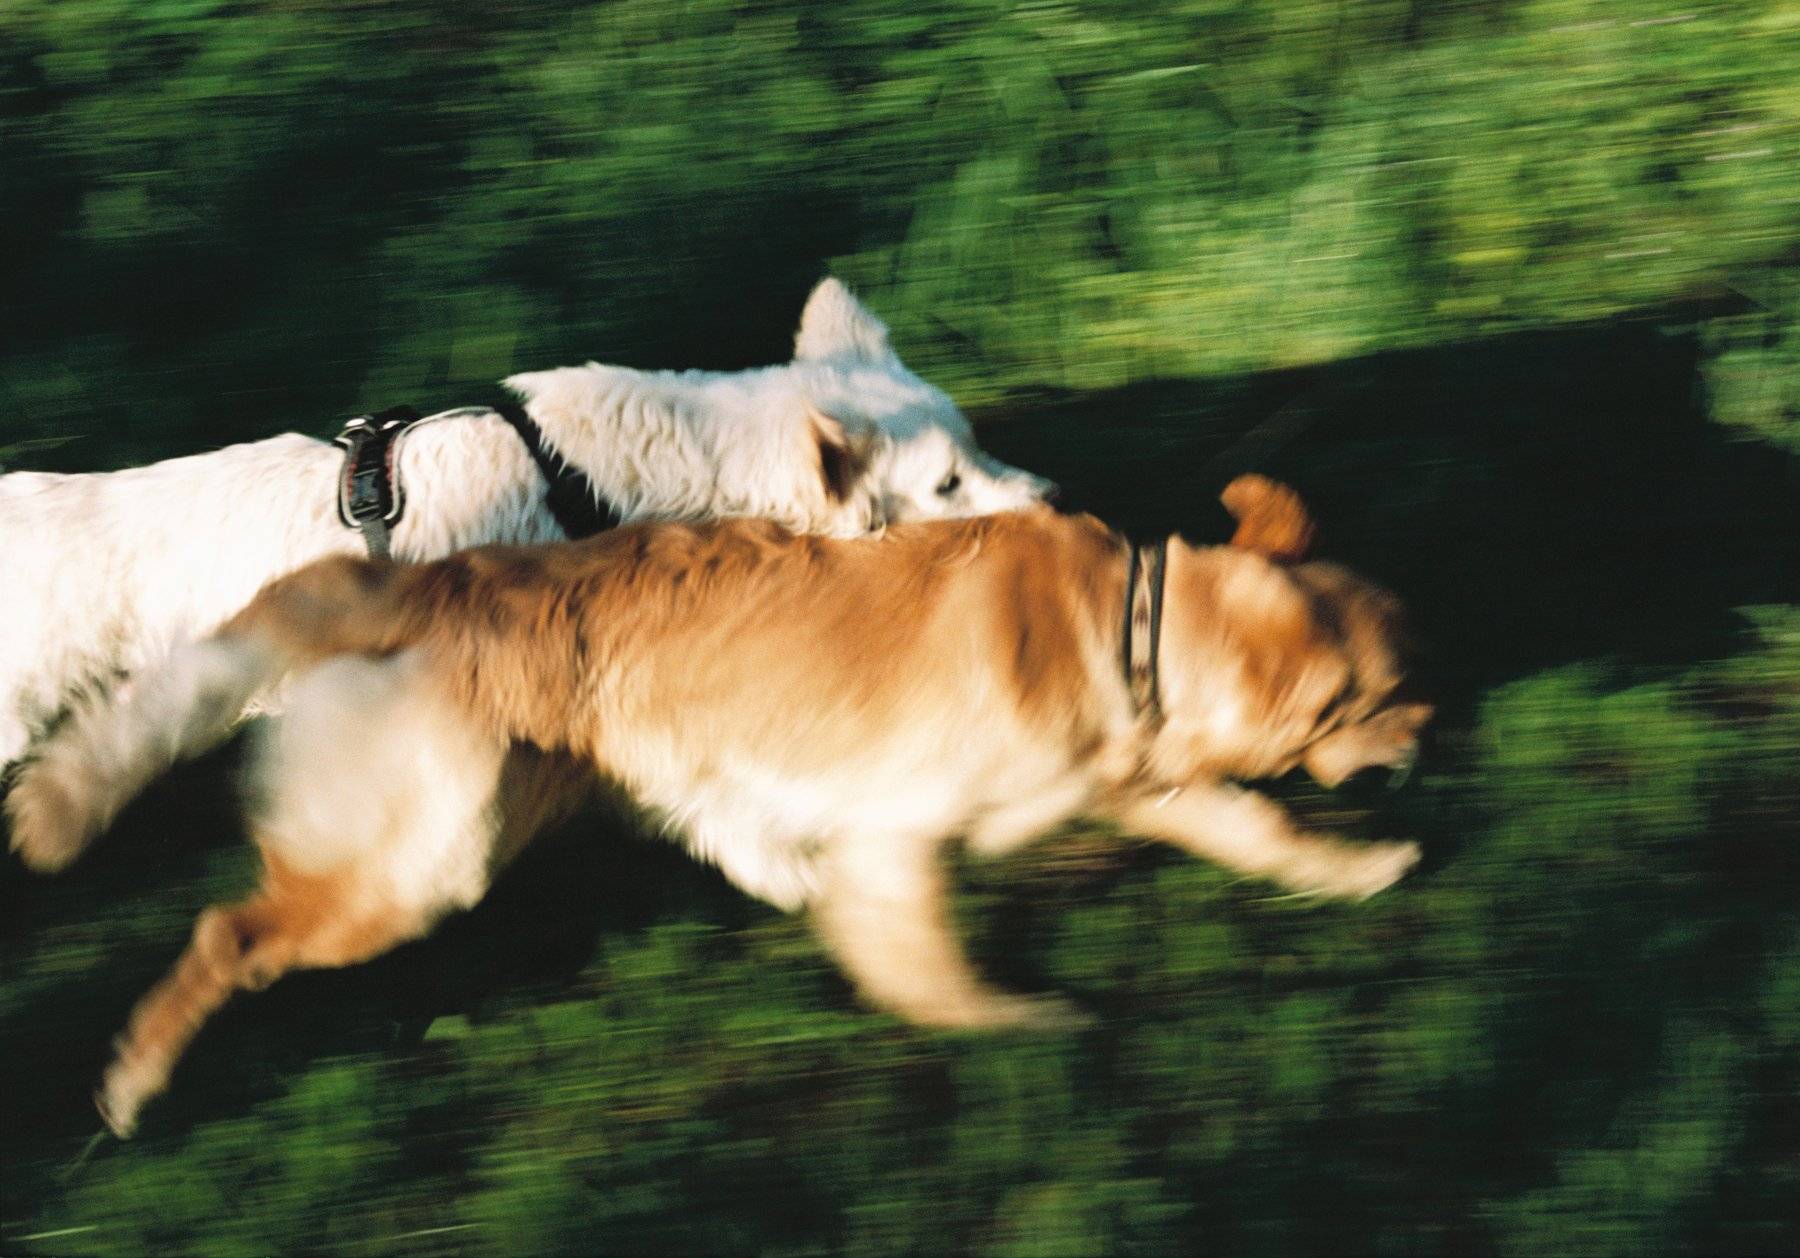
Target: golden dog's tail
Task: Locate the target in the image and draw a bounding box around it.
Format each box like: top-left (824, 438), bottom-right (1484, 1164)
top-left (6, 555), bottom-right (408, 873)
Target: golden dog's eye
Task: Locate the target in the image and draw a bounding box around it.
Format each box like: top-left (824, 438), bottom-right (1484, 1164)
top-left (937, 471), bottom-right (962, 496)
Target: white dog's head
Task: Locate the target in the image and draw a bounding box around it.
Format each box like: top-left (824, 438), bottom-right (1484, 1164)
top-left (791, 279), bottom-right (1055, 531)
top-left (503, 279), bottom-right (1053, 539)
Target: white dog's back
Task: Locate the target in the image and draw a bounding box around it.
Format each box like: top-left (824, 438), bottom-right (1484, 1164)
top-left (0, 417), bottom-right (552, 767)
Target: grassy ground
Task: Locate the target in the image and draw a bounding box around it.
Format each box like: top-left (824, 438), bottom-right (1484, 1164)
top-left (3, 315), bottom-right (1795, 1255)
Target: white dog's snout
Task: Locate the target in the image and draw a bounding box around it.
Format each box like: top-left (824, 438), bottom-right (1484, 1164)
top-left (991, 468), bottom-right (1057, 507)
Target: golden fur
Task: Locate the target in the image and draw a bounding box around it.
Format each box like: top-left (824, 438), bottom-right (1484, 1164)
top-left (9, 476), bottom-right (1431, 1136)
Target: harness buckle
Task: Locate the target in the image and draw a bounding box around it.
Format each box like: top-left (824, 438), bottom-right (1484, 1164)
top-left (333, 406), bottom-right (420, 531)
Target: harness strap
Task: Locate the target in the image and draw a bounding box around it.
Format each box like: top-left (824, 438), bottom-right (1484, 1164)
top-left (332, 401), bottom-right (624, 560)
top-left (1121, 538), bottom-right (1168, 718)
top-left (492, 400), bottom-right (624, 539)
top-left (333, 406), bottom-right (422, 560)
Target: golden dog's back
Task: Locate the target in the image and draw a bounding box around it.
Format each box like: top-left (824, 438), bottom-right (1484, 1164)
top-left (274, 509), bottom-right (1130, 767)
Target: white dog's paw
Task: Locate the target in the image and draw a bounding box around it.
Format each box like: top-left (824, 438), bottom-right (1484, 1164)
top-left (5, 768), bottom-right (96, 874)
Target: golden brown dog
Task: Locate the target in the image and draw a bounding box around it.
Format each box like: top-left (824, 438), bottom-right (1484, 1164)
top-left (8, 476), bottom-right (1430, 1135)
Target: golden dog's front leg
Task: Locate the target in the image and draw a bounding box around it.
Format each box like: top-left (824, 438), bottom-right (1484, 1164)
top-left (1110, 783), bottom-right (1419, 900)
top-left (811, 833), bottom-right (1085, 1031)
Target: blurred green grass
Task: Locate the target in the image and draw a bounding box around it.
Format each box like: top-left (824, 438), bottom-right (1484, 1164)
top-left (4, 0), bottom-right (1797, 458)
top-left (3, 1), bottom-right (1799, 1254)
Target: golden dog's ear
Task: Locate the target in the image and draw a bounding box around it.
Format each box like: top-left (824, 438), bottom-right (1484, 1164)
top-left (1221, 474), bottom-right (1316, 562)
top-left (809, 406), bottom-right (876, 503)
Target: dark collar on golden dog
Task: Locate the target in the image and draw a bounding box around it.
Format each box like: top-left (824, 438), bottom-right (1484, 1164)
top-left (1122, 538), bottom-right (1168, 718)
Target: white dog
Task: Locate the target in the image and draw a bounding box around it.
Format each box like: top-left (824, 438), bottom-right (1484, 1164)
top-left (0, 279), bottom-right (1051, 770)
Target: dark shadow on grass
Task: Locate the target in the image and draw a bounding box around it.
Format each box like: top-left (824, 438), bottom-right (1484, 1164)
top-left (976, 314), bottom-right (1797, 706)
top-left (0, 744), bottom-right (256, 1195)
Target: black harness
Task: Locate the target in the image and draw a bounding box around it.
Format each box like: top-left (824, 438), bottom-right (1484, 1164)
top-left (1121, 538), bottom-right (1169, 719)
top-left (490, 400), bottom-right (625, 539)
top-left (333, 401), bottom-right (622, 559)
top-left (333, 406), bottom-right (422, 560)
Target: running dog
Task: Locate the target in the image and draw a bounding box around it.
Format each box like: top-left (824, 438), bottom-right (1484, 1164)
top-left (9, 475), bottom-right (1429, 1136)
top-left (0, 278), bottom-right (1051, 770)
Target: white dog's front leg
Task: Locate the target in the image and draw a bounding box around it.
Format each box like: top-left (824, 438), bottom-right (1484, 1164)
top-left (811, 832), bottom-right (1084, 1030)
top-left (0, 715), bottom-right (28, 780)
top-left (1109, 783), bottom-right (1419, 900)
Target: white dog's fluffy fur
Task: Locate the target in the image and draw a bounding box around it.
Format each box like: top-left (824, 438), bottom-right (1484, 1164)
top-left (0, 279), bottom-right (1050, 769)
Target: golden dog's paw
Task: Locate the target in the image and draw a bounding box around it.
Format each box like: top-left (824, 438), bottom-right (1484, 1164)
top-left (5, 771), bottom-right (92, 873)
top-left (908, 991), bottom-right (1092, 1033)
top-left (994, 994), bottom-right (1094, 1034)
top-left (94, 1087), bottom-right (137, 1141)
top-left (95, 1069), bottom-right (144, 1140)
top-left (1328, 840), bottom-right (1421, 900)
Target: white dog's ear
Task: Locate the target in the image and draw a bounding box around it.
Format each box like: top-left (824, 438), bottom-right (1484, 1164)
top-left (501, 368), bottom-right (548, 399)
top-left (808, 405), bottom-right (876, 502)
top-left (501, 365), bottom-right (615, 407)
top-left (794, 278), bottom-right (893, 363)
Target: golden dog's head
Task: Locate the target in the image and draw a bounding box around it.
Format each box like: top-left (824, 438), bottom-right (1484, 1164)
top-left (1150, 475), bottom-right (1432, 787)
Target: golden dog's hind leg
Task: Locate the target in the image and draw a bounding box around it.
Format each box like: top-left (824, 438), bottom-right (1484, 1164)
top-left (96, 856), bottom-right (426, 1138)
top-left (93, 650), bottom-right (513, 1137)
top-left (1110, 783), bottom-right (1419, 900)
top-left (489, 744), bottom-right (597, 870)
top-left (811, 833), bottom-right (1087, 1031)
